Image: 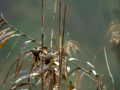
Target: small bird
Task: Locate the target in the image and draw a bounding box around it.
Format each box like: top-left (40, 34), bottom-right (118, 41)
top-left (43, 51), bottom-right (52, 66)
top-left (24, 46), bottom-right (52, 65)
top-left (23, 46), bottom-right (42, 62)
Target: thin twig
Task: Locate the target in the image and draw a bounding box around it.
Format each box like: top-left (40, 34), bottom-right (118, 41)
top-left (50, 0), bottom-right (57, 51)
top-left (93, 47), bottom-right (104, 67)
top-left (58, 0), bottom-right (62, 90)
top-left (61, 3), bottom-right (68, 90)
top-left (67, 68), bottom-right (80, 77)
top-left (104, 47), bottom-right (114, 90)
top-left (78, 73), bottom-right (84, 90)
top-left (41, 0), bottom-right (44, 90)
top-left (49, 0), bottom-right (57, 89)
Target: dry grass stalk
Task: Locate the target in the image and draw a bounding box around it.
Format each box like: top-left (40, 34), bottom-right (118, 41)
top-left (93, 47), bottom-right (104, 67)
top-left (104, 47), bottom-right (114, 90)
top-left (74, 70), bottom-right (79, 87)
top-left (78, 72), bottom-right (84, 90)
top-left (50, 0), bottom-right (57, 51)
top-left (62, 3), bottom-right (68, 90)
top-left (49, 0), bottom-right (57, 89)
top-left (58, 0), bottom-right (62, 90)
top-left (41, 0), bottom-right (44, 90)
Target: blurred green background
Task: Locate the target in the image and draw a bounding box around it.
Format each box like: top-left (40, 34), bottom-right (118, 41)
top-left (0, 0), bottom-right (120, 90)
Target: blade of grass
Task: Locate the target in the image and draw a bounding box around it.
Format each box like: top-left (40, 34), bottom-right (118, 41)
top-left (14, 65), bottom-right (50, 88)
top-left (0, 31), bottom-right (16, 41)
top-left (15, 40), bottom-right (32, 80)
top-left (0, 36), bottom-right (20, 72)
top-left (69, 58), bottom-right (85, 65)
top-left (78, 73), bottom-right (84, 90)
top-left (69, 77), bottom-right (76, 90)
top-left (0, 28), bottom-right (11, 35)
top-left (16, 55), bottom-right (29, 76)
top-left (74, 70), bottom-right (79, 87)
top-left (1, 58), bottom-right (18, 88)
top-left (11, 82), bottom-right (33, 90)
top-left (0, 34), bottom-right (21, 49)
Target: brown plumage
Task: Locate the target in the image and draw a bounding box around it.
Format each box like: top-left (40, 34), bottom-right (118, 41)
top-left (24, 46), bottom-right (42, 62)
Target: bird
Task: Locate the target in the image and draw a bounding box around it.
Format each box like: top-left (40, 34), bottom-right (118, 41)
top-left (23, 46), bottom-right (42, 62)
top-left (23, 46), bottom-right (52, 65)
top-left (43, 51), bottom-right (52, 66)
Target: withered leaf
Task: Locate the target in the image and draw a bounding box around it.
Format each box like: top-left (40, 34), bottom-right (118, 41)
top-left (78, 73), bottom-right (84, 90)
top-left (11, 82), bottom-right (33, 90)
top-left (0, 28), bottom-right (11, 35)
top-left (0, 36), bottom-right (10, 49)
top-left (69, 81), bottom-right (75, 90)
top-left (0, 31), bottom-right (16, 41)
top-left (87, 62), bottom-right (95, 69)
top-left (0, 34), bottom-right (21, 49)
top-left (74, 71), bottom-right (79, 87)
top-left (69, 58), bottom-right (85, 65)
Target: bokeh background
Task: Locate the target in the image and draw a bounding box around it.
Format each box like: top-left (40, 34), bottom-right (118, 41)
top-left (0, 0), bottom-right (120, 90)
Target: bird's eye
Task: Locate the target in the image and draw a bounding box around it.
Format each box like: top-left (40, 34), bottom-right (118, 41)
top-left (34, 46), bottom-right (38, 49)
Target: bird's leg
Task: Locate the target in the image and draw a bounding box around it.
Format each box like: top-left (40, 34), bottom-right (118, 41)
top-left (38, 55), bottom-right (41, 61)
top-left (35, 55), bottom-right (38, 62)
